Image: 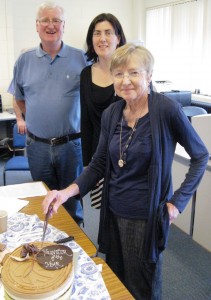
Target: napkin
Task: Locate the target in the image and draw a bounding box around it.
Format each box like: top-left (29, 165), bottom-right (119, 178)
top-left (0, 197), bottom-right (28, 217)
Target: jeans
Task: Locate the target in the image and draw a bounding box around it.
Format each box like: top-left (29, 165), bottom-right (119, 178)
top-left (26, 136), bottom-right (83, 223)
top-left (106, 212), bottom-right (162, 300)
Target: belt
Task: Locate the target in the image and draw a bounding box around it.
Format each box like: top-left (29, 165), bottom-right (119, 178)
top-left (28, 131), bottom-right (81, 146)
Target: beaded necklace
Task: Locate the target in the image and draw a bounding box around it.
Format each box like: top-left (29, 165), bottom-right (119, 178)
top-left (118, 116), bottom-right (139, 167)
top-left (118, 96), bottom-right (148, 168)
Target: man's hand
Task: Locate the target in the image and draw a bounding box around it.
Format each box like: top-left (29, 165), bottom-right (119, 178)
top-left (13, 98), bottom-right (27, 134)
top-left (17, 119), bottom-right (27, 135)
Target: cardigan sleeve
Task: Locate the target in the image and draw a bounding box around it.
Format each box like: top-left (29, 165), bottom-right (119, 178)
top-left (168, 104), bottom-right (209, 212)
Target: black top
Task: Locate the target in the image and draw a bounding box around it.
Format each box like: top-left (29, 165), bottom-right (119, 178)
top-left (80, 65), bottom-right (121, 166)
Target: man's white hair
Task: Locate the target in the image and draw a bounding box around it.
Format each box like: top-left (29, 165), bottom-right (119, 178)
top-left (36, 1), bottom-right (65, 20)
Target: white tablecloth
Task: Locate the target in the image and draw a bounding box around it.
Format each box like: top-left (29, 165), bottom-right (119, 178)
top-left (0, 212), bottom-right (111, 300)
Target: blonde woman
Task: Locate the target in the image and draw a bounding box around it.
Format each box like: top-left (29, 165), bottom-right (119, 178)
top-left (43, 44), bottom-right (208, 299)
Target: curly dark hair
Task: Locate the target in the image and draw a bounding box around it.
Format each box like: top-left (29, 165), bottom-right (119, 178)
top-left (85, 13), bottom-right (126, 62)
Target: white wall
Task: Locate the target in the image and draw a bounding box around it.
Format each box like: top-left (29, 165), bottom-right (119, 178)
top-left (132, 0), bottom-right (146, 45)
top-left (145, 0), bottom-right (186, 8)
top-left (0, 0), bottom-right (136, 109)
top-left (11, 0), bottom-right (135, 56)
top-left (0, 0), bottom-right (175, 109)
top-left (0, 0), bottom-right (13, 108)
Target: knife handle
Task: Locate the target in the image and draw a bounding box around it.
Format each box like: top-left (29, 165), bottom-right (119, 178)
top-left (54, 236), bottom-right (74, 244)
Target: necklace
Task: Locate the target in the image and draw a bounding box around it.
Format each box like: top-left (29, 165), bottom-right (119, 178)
top-left (118, 96), bottom-right (148, 168)
top-left (118, 116), bottom-right (139, 168)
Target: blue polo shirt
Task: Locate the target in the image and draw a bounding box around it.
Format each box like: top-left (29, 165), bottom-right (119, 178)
top-left (14, 43), bottom-right (87, 138)
top-left (7, 79), bottom-right (15, 95)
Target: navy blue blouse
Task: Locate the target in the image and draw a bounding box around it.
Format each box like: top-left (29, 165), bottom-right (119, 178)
top-left (109, 113), bottom-right (152, 219)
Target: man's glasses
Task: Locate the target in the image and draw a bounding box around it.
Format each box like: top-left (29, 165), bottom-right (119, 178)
top-left (37, 18), bottom-right (64, 26)
top-left (113, 70), bottom-right (145, 80)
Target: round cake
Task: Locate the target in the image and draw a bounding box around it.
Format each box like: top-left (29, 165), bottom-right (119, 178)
top-left (1, 242), bottom-right (74, 300)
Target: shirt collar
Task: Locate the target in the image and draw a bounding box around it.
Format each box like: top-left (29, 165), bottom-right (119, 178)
top-left (36, 41), bottom-right (67, 58)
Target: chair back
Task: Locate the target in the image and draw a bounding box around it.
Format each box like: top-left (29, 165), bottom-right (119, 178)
top-left (161, 91), bottom-right (192, 106)
top-left (182, 106), bottom-right (207, 118)
top-left (13, 123), bottom-right (26, 149)
top-left (182, 106), bottom-right (207, 122)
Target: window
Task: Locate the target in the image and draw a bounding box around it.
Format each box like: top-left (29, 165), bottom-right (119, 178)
top-left (146, 0), bottom-right (211, 95)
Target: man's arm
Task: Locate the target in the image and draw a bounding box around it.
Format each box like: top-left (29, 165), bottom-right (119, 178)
top-left (13, 99), bottom-right (27, 134)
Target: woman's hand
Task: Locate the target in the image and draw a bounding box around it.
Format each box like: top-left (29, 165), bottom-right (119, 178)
top-left (42, 184), bottom-right (80, 216)
top-left (166, 202), bottom-right (179, 224)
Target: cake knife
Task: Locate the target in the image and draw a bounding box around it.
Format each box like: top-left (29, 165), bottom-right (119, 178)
top-left (41, 204), bottom-right (53, 248)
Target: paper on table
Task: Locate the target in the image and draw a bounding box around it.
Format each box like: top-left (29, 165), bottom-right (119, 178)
top-left (0, 197), bottom-right (29, 217)
top-left (0, 181), bottom-right (47, 198)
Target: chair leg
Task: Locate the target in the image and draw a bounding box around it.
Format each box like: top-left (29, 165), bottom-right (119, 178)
top-left (190, 190), bottom-right (197, 236)
top-left (3, 169), bottom-right (6, 186)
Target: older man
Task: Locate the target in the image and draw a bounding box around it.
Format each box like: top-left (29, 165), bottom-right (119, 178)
top-left (14, 1), bottom-right (86, 225)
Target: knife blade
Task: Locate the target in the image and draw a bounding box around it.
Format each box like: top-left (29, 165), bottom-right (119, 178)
top-left (41, 204), bottom-right (53, 248)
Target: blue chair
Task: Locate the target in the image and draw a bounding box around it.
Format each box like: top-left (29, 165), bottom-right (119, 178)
top-left (3, 123), bottom-right (30, 185)
top-left (182, 106), bottom-right (207, 122)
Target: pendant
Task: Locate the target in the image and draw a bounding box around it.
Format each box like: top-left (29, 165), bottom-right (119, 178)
top-left (118, 159), bottom-right (124, 167)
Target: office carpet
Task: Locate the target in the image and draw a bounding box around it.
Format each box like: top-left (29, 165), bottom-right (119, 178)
top-left (1, 154), bottom-right (211, 299)
top-left (83, 194), bottom-right (211, 300)
top-left (163, 225), bottom-right (211, 300)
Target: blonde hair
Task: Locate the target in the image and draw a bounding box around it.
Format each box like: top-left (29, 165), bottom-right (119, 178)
top-left (110, 43), bottom-right (154, 76)
top-left (36, 1), bottom-right (64, 20)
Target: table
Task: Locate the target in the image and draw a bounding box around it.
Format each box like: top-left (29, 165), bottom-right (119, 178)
top-left (192, 93), bottom-right (211, 104)
top-left (93, 257), bottom-right (135, 299)
top-left (21, 196), bottom-right (97, 257)
top-left (0, 111), bottom-right (16, 121)
top-left (20, 195), bottom-right (134, 298)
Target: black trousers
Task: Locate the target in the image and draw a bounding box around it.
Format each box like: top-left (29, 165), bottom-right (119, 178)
top-left (106, 212), bottom-right (162, 300)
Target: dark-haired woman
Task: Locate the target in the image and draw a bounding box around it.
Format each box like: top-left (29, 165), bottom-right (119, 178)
top-left (80, 13), bottom-right (126, 167)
